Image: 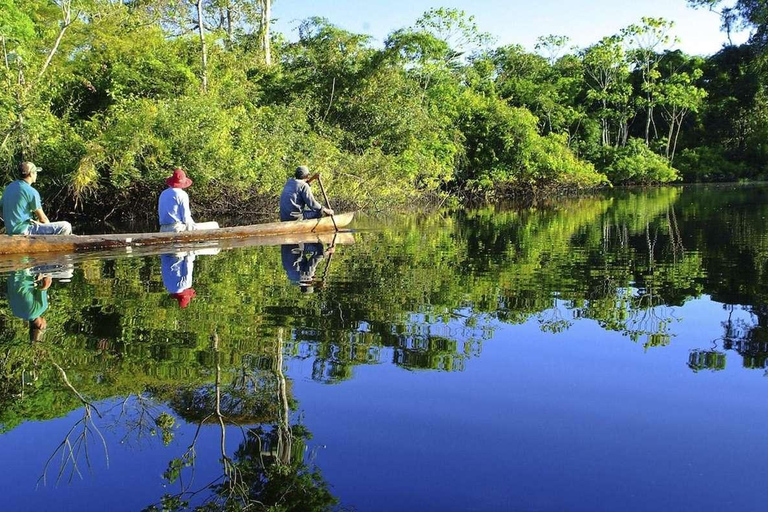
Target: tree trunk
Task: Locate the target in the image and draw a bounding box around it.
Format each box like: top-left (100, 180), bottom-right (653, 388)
top-left (226, 2), bottom-right (233, 42)
top-left (2, 36), bottom-right (9, 72)
top-left (196, 0), bottom-right (208, 92)
top-left (38, 0), bottom-right (74, 81)
top-left (671, 110), bottom-right (687, 164)
top-left (645, 104), bottom-right (652, 145)
top-left (665, 111), bottom-right (675, 159)
top-left (261, 0), bottom-right (272, 66)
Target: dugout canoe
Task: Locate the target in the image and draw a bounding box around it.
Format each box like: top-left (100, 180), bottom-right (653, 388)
top-left (0, 212), bottom-right (354, 256)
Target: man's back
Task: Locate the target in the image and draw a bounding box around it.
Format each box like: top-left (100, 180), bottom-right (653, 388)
top-left (279, 178), bottom-right (322, 221)
top-left (158, 187), bottom-right (191, 226)
top-left (1, 180), bottom-right (41, 235)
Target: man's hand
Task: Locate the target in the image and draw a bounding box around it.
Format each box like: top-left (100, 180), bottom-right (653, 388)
top-left (306, 173), bottom-right (320, 184)
top-left (34, 275), bottom-right (52, 290)
top-left (323, 207), bottom-right (334, 216)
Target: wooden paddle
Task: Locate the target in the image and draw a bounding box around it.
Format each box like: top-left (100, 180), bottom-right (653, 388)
top-left (316, 174), bottom-right (338, 232)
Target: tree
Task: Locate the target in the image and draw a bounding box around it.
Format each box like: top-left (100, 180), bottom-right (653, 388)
top-left (622, 17), bottom-right (677, 145)
top-left (659, 68), bottom-right (707, 161)
top-left (687, 0), bottom-right (768, 47)
top-left (583, 35), bottom-right (632, 148)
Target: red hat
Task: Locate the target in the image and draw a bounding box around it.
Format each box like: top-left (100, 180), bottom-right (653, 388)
top-left (170, 288), bottom-right (196, 308)
top-left (166, 168), bottom-right (193, 189)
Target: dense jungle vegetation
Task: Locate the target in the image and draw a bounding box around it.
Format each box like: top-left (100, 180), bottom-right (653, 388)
top-left (0, 0), bottom-right (767, 217)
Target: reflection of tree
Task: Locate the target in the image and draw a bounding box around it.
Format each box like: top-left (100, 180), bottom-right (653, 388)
top-left (698, 304), bottom-right (768, 372)
top-left (144, 330), bottom-right (337, 511)
top-left (7, 185), bottom-right (768, 438)
top-left (37, 362), bottom-right (108, 486)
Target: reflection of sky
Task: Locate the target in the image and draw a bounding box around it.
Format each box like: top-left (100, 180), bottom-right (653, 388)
top-left (0, 400), bottom-right (232, 511)
top-left (289, 296), bottom-right (768, 511)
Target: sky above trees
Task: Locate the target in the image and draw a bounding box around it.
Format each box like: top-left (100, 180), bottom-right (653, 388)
top-left (273, 0), bottom-right (749, 55)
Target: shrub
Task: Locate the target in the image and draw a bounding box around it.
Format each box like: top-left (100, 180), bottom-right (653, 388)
top-left (602, 138), bottom-right (680, 185)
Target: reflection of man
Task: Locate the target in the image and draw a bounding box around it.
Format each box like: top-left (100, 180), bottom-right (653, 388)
top-left (159, 248), bottom-right (219, 308)
top-left (7, 270), bottom-right (50, 341)
top-left (280, 243), bottom-right (334, 294)
top-left (161, 253), bottom-right (197, 308)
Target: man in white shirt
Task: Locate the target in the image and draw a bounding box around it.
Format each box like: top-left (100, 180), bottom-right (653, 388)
top-left (157, 168), bottom-right (219, 232)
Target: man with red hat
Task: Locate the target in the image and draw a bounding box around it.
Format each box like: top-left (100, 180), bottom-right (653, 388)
top-left (158, 168), bottom-right (219, 232)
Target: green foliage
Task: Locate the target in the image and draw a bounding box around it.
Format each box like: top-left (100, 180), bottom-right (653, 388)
top-left (455, 93), bottom-right (605, 193)
top-left (0, 2), bottom-right (767, 212)
top-left (674, 146), bottom-right (758, 181)
top-left (603, 138), bottom-right (680, 184)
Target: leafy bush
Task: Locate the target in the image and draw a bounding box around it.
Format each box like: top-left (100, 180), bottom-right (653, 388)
top-left (455, 93), bottom-right (605, 193)
top-left (675, 146), bottom-right (759, 182)
top-left (602, 138), bottom-right (680, 184)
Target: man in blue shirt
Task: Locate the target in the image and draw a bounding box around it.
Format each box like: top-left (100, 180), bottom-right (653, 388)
top-left (158, 168), bottom-right (219, 232)
top-left (279, 166), bottom-right (334, 221)
top-left (0, 162), bottom-right (72, 235)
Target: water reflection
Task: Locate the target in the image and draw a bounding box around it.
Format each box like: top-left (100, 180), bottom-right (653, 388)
top-left (160, 249), bottom-right (220, 308)
top-left (7, 270), bottom-right (50, 341)
top-left (280, 241), bottom-right (337, 295)
top-left (6, 262), bottom-right (74, 341)
top-left (3, 187), bottom-right (768, 509)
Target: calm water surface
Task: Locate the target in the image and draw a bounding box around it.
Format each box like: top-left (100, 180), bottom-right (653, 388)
top-left (1, 185), bottom-right (768, 511)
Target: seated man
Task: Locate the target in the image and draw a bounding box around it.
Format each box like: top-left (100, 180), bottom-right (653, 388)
top-left (158, 168), bottom-right (219, 232)
top-left (0, 162), bottom-right (72, 235)
top-left (279, 166), bottom-right (334, 221)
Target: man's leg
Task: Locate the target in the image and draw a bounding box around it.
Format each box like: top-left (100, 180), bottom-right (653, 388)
top-left (160, 223), bottom-right (186, 233)
top-left (191, 221), bottom-right (220, 230)
top-left (28, 221), bottom-right (73, 235)
top-left (302, 210), bottom-right (322, 220)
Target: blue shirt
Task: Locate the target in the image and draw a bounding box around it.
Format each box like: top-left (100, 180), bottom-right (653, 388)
top-left (158, 187), bottom-right (194, 226)
top-left (160, 253), bottom-right (194, 293)
top-left (0, 180), bottom-right (41, 235)
top-left (7, 270), bottom-right (48, 321)
top-left (280, 243), bottom-right (325, 282)
top-left (279, 179), bottom-right (323, 221)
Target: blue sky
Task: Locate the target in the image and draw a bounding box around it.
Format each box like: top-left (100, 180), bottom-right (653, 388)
top-left (272, 0), bottom-right (748, 56)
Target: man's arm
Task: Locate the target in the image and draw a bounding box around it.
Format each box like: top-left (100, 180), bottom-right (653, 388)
top-left (31, 189), bottom-right (48, 223)
top-left (179, 191), bottom-right (196, 227)
top-left (305, 174), bottom-right (334, 214)
top-left (300, 183), bottom-right (325, 212)
top-left (34, 209), bottom-right (50, 224)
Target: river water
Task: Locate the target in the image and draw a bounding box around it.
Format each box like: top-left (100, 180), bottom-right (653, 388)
top-left (1, 185), bottom-right (767, 511)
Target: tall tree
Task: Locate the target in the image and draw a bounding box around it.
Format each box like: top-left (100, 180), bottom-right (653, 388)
top-left (622, 17), bottom-right (677, 145)
top-left (687, 0), bottom-right (768, 47)
top-left (583, 35), bottom-right (632, 147)
top-left (259, 0), bottom-right (271, 65)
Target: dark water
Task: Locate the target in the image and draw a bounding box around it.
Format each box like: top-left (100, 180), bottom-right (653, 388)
top-left (1, 185), bottom-right (768, 511)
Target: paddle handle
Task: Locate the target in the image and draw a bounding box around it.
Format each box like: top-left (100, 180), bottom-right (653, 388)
top-left (317, 175), bottom-right (338, 232)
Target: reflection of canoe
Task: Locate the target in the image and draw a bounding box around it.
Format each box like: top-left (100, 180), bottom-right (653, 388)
top-left (0, 231), bottom-right (355, 274)
top-left (0, 212), bottom-right (355, 256)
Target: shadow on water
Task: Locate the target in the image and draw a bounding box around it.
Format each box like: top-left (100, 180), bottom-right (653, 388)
top-left (2, 185), bottom-right (768, 508)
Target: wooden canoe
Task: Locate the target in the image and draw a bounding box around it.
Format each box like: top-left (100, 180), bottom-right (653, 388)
top-left (0, 212), bottom-right (354, 256)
